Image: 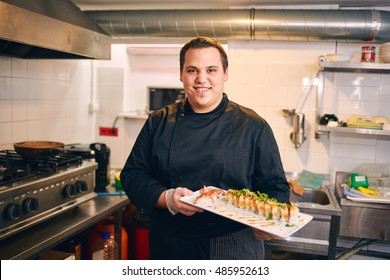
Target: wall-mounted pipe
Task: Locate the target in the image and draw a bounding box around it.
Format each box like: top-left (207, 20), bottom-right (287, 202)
top-left (85, 9), bottom-right (390, 42)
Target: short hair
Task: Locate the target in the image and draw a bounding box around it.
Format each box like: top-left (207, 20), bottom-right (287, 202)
top-left (179, 37), bottom-right (228, 72)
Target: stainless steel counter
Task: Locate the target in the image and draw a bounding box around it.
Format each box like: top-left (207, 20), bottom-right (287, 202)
top-left (0, 193), bottom-right (131, 260)
top-left (335, 172), bottom-right (390, 240)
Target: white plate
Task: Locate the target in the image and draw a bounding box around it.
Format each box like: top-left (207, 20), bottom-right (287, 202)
top-left (180, 188), bottom-right (313, 239)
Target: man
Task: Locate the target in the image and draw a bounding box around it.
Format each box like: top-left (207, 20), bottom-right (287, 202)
top-left (121, 36), bottom-right (290, 259)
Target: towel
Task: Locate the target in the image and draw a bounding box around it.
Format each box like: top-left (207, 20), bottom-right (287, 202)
top-left (297, 170), bottom-right (324, 189)
top-left (288, 179), bottom-right (305, 196)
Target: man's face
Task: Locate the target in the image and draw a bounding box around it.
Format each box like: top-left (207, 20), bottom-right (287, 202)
top-left (180, 47), bottom-right (228, 113)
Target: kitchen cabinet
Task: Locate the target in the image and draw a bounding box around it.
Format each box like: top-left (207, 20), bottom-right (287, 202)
top-left (0, 191), bottom-right (130, 260)
top-left (315, 59), bottom-right (390, 138)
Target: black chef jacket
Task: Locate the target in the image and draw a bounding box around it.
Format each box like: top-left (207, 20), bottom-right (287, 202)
top-left (121, 93), bottom-right (290, 239)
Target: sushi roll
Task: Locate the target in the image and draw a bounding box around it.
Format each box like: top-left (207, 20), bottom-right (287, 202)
top-left (288, 203), bottom-right (300, 224)
top-left (264, 201), bottom-right (273, 219)
top-left (255, 199), bottom-right (265, 216)
top-left (271, 203), bottom-right (281, 220)
top-left (280, 203), bottom-right (289, 222)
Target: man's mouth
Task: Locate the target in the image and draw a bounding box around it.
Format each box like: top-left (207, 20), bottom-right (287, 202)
top-left (194, 87), bottom-right (211, 93)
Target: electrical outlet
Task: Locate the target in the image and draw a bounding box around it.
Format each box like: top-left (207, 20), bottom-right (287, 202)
top-left (99, 127), bottom-right (118, 136)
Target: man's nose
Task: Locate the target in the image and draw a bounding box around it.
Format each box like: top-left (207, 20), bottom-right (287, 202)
top-left (195, 71), bottom-right (207, 83)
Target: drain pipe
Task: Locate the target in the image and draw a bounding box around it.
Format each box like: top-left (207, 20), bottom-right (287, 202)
top-left (85, 9), bottom-right (390, 42)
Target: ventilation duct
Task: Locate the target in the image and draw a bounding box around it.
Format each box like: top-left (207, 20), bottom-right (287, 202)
top-left (0, 0), bottom-right (111, 59)
top-left (85, 9), bottom-right (390, 43)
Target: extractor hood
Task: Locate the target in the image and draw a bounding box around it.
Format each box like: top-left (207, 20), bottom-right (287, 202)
top-left (0, 0), bottom-right (111, 59)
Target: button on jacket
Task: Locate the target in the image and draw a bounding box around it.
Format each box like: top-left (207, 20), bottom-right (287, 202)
top-left (121, 94), bottom-right (290, 238)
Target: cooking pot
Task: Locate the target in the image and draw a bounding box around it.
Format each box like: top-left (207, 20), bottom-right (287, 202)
top-left (14, 141), bottom-right (65, 159)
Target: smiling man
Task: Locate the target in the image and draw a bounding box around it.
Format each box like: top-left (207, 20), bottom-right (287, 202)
top-left (121, 36), bottom-right (290, 260)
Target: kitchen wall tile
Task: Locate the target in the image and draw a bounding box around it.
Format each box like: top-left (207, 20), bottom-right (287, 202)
top-left (41, 80), bottom-right (55, 99)
top-left (12, 121), bottom-right (28, 143)
top-left (12, 99), bottom-right (27, 122)
top-left (226, 62), bottom-right (247, 84)
top-left (11, 59), bottom-right (27, 78)
top-left (0, 57), bottom-right (11, 77)
top-left (330, 133), bottom-right (377, 145)
top-left (282, 150), bottom-right (307, 172)
top-left (0, 122), bottom-right (12, 145)
top-left (243, 63), bottom-right (268, 85)
top-left (42, 60), bottom-right (55, 80)
top-left (27, 79), bottom-right (43, 99)
top-left (27, 99), bottom-right (43, 120)
top-left (241, 84), bottom-right (268, 107)
top-left (330, 142), bottom-right (376, 161)
top-left (306, 152), bottom-right (330, 174)
top-left (265, 64), bottom-right (289, 85)
top-left (334, 73), bottom-right (381, 87)
top-left (27, 60), bottom-right (43, 79)
top-left (27, 119), bottom-right (46, 140)
top-left (285, 85), bottom-right (302, 110)
top-left (381, 75), bottom-right (390, 94)
top-left (0, 100), bottom-right (12, 122)
top-left (335, 85), bottom-right (380, 102)
top-left (336, 99), bottom-right (379, 118)
top-left (378, 94), bottom-right (390, 117)
top-left (376, 138), bottom-right (390, 162)
top-left (11, 78), bottom-right (28, 99)
top-left (0, 77), bottom-right (11, 99)
top-left (287, 64), bottom-right (314, 87)
top-left (54, 61), bottom-right (70, 81)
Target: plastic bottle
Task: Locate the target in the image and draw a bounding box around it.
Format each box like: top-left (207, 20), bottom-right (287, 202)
top-left (92, 231), bottom-right (119, 260)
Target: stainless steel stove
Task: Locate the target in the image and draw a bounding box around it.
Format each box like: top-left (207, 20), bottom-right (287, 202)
top-left (0, 150), bottom-right (98, 240)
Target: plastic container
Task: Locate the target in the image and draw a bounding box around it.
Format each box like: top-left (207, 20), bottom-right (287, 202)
top-left (87, 216), bottom-right (128, 260)
top-left (92, 231), bottom-right (119, 260)
top-left (361, 46), bottom-right (376, 62)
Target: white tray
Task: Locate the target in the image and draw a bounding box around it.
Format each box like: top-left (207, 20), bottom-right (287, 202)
top-left (180, 189), bottom-right (313, 239)
top-left (346, 195), bottom-right (390, 204)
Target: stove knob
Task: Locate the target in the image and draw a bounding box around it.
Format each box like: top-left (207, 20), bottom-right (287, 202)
top-left (63, 184), bottom-right (77, 198)
top-left (6, 203), bottom-right (21, 220)
top-left (75, 180), bottom-right (88, 193)
top-left (23, 198), bottom-right (39, 213)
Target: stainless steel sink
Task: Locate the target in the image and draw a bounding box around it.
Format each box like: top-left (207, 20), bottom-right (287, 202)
top-left (264, 173), bottom-right (342, 259)
top-left (290, 187), bottom-right (331, 207)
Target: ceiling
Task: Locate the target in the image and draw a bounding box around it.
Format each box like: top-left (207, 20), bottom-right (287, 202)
top-left (71, 0), bottom-right (390, 11)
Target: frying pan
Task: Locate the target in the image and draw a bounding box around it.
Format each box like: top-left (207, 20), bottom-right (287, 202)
top-left (14, 141), bottom-right (65, 159)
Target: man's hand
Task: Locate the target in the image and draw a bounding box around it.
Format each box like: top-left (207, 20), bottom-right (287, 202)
top-left (165, 187), bottom-right (204, 216)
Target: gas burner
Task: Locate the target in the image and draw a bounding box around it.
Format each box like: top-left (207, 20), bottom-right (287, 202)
top-left (0, 150), bottom-right (83, 187)
top-left (0, 155), bottom-right (98, 240)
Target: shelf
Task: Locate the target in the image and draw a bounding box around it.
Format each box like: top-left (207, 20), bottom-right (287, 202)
top-left (320, 61), bottom-right (390, 73)
top-left (0, 188), bottom-right (130, 259)
top-left (317, 125), bottom-right (390, 136)
top-left (118, 112), bottom-right (148, 120)
top-left (316, 57), bottom-right (390, 140)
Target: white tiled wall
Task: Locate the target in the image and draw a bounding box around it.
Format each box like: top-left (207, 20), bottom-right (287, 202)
top-left (0, 56), bottom-right (95, 150)
top-left (2, 40), bottom-right (390, 181)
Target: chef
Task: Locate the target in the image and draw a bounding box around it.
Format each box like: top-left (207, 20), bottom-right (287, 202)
top-left (121, 36), bottom-right (291, 260)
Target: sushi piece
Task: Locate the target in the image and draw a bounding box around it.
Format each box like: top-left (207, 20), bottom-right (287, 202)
top-left (271, 203), bottom-right (281, 220)
top-left (288, 203), bottom-right (300, 224)
top-left (279, 203), bottom-right (289, 222)
top-left (194, 193), bottom-right (214, 204)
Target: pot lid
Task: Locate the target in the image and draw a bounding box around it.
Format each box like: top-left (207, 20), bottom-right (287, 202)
top-left (64, 144), bottom-right (95, 159)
